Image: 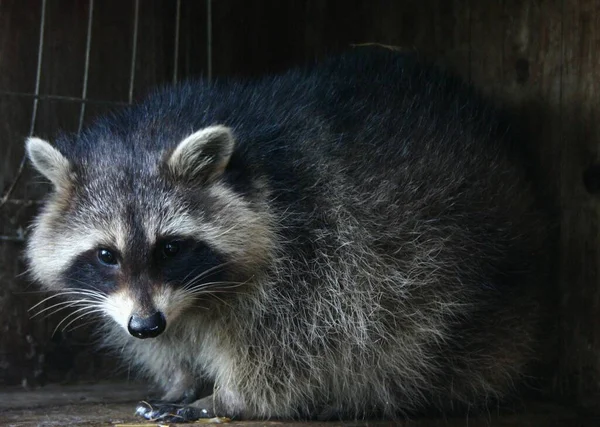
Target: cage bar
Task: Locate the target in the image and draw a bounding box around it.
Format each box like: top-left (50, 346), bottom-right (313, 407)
top-left (0, 0), bottom-right (47, 209)
top-left (173, 0), bottom-right (181, 85)
top-left (29, 0), bottom-right (47, 137)
top-left (0, 91), bottom-right (128, 106)
top-left (77, 0), bottom-right (95, 134)
top-left (129, 0), bottom-right (140, 104)
top-left (207, 0), bottom-right (212, 81)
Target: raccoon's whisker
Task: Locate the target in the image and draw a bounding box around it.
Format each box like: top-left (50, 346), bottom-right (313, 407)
top-left (32, 299), bottom-right (101, 319)
top-left (29, 293), bottom-right (73, 310)
top-left (178, 262), bottom-right (231, 286)
top-left (46, 303), bottom-right (101, 320)
top-left (184, 280), bottom-right (246, 294)
top-left (179, 262), bottom-right (234, 291)
top-left (59, 288), bottom-right (107, 300)
top-left (13, 290), bottom-right (55, 294)
top-left (64, 318), bottom-right (98, 333)
top-left (193, 289), bottom-right (244, 296)
top-left (63, 278), bottom-right (109, 295)
top-left (30, 300), bottom-right (85, 318)
top-left (204, 292), bottom-right (232, 309)
top-left (53, 306), bottom-right (104, 335)
top-left (15, 268), bottom-right (33, 278)
top-left (28, 290), bottom-right (106, 311)
top-left (178, 286), bottom-right (241, 308)
top-left (185, 289), bottom-right (245, 301)
top-left (209, 224), bottom-right (240, 240)
top-left (79, 283), bottom-right (108, 295)
top-left (53, 309), bottom-right (104, 337)
top-left (183, 281), bottom-right (242, 293)
top-left (52, 309), bottom-right (88, 336)
top-left (59, 309), bottom-right (105, 333)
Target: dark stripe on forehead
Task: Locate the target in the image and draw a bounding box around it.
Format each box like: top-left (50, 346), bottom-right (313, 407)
top-left (128, 277), bottom-right (156, 315)
top-left (122, 202), bottom-right (157, 313)
top-left (124, 202), bottom-right (149, 271)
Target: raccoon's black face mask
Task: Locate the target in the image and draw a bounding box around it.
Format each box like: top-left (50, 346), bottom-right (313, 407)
top-left (25, 126), bottom-right (274, 338)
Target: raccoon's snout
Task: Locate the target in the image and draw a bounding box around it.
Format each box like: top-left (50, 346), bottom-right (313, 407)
top-left (128, 311), bottom-right (166, 339)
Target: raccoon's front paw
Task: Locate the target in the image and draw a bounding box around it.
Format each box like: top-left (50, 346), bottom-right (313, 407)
top-left (135, 400), bottom-right (214, 422)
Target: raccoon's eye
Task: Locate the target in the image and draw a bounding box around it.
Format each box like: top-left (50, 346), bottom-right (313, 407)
top-left (162, 241), bottom-right (181, 258)
top-left (97, 248), bottom-right (118, 266)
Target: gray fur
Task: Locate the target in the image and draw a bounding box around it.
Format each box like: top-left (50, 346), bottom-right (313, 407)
top-left (25, 49), bottom-right (551, 420)
top-left (167, 125), bottom-right (235, 183)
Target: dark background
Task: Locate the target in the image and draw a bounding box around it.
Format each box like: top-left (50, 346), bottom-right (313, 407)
top-left (0, 0), bottom-right (598, 410)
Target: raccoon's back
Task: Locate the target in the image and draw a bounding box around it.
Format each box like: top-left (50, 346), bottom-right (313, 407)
top-left (70, 49), bottom-right (503, 173)
top-left (77, 49), bottom-right (551, 417)
top-left (67, 48), bottom-right (545, 267)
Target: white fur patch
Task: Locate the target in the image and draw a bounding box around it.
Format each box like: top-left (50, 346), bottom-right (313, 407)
top-left (153, 286), bottom-right (189, 327)
top-left (102, 286), bottom-right (192, 335)
top-left (103, 289), bottom-right (135, 331)
top-left (27, 212), bottom-right (131, 290)
top-left (167, 125), bottom-right (234, 182)
top-left (26, 137), bottom-right (71, 189)
top-left (156, 212), bottom-right (201, 239)
top-left (202, 182), bottom-right (274, 268)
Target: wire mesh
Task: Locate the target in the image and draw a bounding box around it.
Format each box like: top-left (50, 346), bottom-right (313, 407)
top-left (0, 0), bottom-right (47, 211)
top-left (173, 0), bottom-right (181, 85)
top-left (207, 0), bottom-right (213, 81)
top-left (0, 0), bottom-right (213, 243)
top-left (77, 0), bottom-right (95, 134)
top-left (129, 0), bottom-right (140, 103)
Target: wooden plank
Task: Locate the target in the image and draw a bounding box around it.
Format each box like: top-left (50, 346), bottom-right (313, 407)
top-left (0, 96), bottom-right (32, 199)
top-left (85, 0), bottom-right (135, 102)
top-left (0, 3), bottom-right (41, 388)
top-left (0, 98), bottom-right (89, 388)
top-left (0, 382), bottom-right (146, 410)
top-left (431, 0), bottom-right (470, 77)
top-left (0, 0), bottom-right (42, 94)
top-left (499, 0), bottom-right (564, 399)
top-left (557, 0), bottom-right (600, 402)
top-left (175, 0), bottom-right (209, 82)
top-left (0, 385), bottom-right (598, 427)
top-left (38, 0), bottom-right (89, 97)
top-left (210, 0), bottom-right (469, 76)
top-left (469, 0), bottom-right (504, 96)
top-left (302, 0), bottom-right (376, 59)
top-left (130, 0), bottom-right (203, 100)
top-left (211, 0), bottom-right (308, 76)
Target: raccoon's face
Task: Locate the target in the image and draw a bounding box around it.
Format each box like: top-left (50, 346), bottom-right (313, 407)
top-left (25, 126), bottom-right (274, 339)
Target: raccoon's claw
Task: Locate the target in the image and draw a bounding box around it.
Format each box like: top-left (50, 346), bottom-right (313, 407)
top-left (135, 400), bottom-right (214, 422)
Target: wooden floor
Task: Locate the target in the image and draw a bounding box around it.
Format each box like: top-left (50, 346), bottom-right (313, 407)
top-left (0, 382), bottom-right (598, 427)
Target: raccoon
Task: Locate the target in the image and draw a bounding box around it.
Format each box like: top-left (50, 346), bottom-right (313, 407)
top-left (25, 48), bottom-right (551, 421)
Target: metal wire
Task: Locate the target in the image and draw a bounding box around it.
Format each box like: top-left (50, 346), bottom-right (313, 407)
top-left (0, 91), bottom-right (128, 106)
top-left (0, 235), bottom-right (25, 242)
top-left (173, 0), bottom-right (181, 85)
top-left (30, 0), bottom-right (47, 136)
top-left (129, 0), bottom-right (140, 103)
top-left (0, 0), bottom-right (47, 209)
top-left (77, 0), bottom-right (94, 134)
top-left (0, 0), bottom-right (211, 241)
top-left (207, 0), bottom-right (212, 81)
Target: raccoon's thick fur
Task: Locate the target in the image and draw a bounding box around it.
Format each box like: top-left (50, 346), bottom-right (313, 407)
top-left (25, 48), bottom-right (551, 421)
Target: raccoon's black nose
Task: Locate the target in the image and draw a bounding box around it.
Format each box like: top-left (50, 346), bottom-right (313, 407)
top-left (128, 312), bottom-right (166, 339)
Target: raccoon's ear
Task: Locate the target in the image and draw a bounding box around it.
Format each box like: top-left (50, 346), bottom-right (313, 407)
top-left (26, 137), bottom-right (71, 189)
top-left (167, 125), bottom-right (234, 183)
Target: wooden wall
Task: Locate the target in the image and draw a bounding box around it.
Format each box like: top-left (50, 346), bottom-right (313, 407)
top-left (0, 0), bottom-right (598, 407)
